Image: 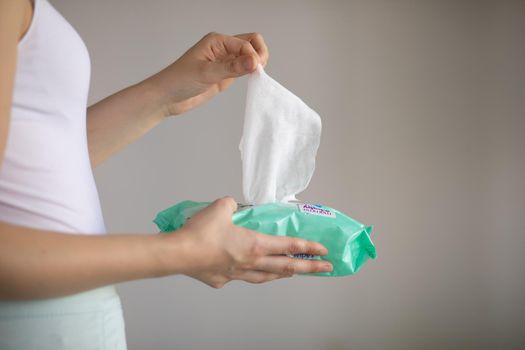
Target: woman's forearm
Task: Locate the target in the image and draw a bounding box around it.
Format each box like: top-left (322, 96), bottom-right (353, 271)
top-left (86, 32), bottom-right (269, 167)
top-left (0, 221), bottom-right (182, 300)
top-left (87, 79), bottom-right (168, 167)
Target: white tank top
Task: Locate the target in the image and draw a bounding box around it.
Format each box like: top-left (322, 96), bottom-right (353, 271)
top-left (0, 0), bottom-right (106, 234)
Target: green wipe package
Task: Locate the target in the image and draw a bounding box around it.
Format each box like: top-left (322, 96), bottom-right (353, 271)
top-left (154, 201), bottom-right (376, 277)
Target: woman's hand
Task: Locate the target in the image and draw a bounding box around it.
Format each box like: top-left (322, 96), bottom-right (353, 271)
top-left (87, 32), bottom-right (267, 166)
top-left (146, 32), bottom-right (269, 117)
top-left (163, 197), bottom-right (333, 288)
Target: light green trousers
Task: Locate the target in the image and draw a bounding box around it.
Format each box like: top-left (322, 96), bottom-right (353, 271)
top-left (0, 285), bottom-right (127, 350)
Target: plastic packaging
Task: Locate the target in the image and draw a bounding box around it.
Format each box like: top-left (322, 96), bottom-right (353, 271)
top-left (154, 200), bottom-right (376, 277)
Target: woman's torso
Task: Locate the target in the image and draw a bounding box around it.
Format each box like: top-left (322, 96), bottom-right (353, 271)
top-left (0, 2), bottom-right (125, 349)
top-left (0, 0), bottom-right (105, 234)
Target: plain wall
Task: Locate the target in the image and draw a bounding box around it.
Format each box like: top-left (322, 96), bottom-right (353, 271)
top-left (51, 1), bottom-right (525, 349)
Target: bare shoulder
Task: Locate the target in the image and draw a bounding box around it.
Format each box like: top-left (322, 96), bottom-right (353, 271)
top-left (0, 0), bottom-right (33, 41)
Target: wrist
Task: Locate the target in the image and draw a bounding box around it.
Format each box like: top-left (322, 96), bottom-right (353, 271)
top-left (153, 229), bottom-right (195, 277)
top-left (141, 60), bottom-right (198, 118)
top-left (134, 76), bottom-right (173, 120)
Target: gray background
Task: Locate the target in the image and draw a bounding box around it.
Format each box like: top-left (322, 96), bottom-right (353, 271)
top-left (51, 0), bottom-right (525, 349)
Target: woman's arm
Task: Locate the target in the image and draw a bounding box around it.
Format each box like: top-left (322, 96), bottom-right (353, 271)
top-left (0, 0), bottom-right (32, 167)
top-left (0, 197), bottom-right (332, 300)
top-left (87, 32), bottom-right (268, 167)
top-left (0, 222), bottom-right (174, 299)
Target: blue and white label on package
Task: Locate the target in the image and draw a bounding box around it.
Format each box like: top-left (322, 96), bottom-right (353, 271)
top-left (298, 203), bottom-right (336, 218)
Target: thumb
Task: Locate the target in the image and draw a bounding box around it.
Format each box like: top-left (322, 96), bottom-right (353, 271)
top-left (210, 196), bottom-right (238, 216)
top-left (207, 55), bottom-right (257, 81)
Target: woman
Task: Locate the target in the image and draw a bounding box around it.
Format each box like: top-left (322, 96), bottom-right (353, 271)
top-left (0, 0), bottom-right (333, 348)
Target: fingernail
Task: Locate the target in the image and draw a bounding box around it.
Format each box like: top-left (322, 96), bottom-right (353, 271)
top-left (322, 263), bottom-right (333, 272)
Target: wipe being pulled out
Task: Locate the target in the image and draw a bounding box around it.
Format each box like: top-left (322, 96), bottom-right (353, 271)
top-left (240, 65), bottom-right (321, 204)
top-left (154, 65), bottom-right (376, 276)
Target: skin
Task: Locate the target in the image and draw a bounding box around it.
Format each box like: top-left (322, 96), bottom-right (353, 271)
top-left (0, 0), bottom-right (333, 300)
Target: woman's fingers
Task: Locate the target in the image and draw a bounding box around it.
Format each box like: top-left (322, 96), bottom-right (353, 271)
top-left (235, 270), bottom-right (286, 284)
top-left (201, 32), bottom-right (259, 60)
top-left (253, 232), bottom-right (328, 257)
top-left (217, 34), bottom-right (259, 61)
top-left (199, 32), bottom-right (269, 82)
top-left (203, 52), bottom-right (255, 82)
top-left (254, 256), bottom-right (333, 275)
top-left (245, 232), bottom-right (332, 274)
top-left (200, 33), bottom-right (259, 79)
top-left (234, 32), bottom-right (269, 66)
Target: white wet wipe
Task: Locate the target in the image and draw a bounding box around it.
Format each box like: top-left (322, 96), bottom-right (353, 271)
top-left (239, 65), bottom-right (322, 205)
